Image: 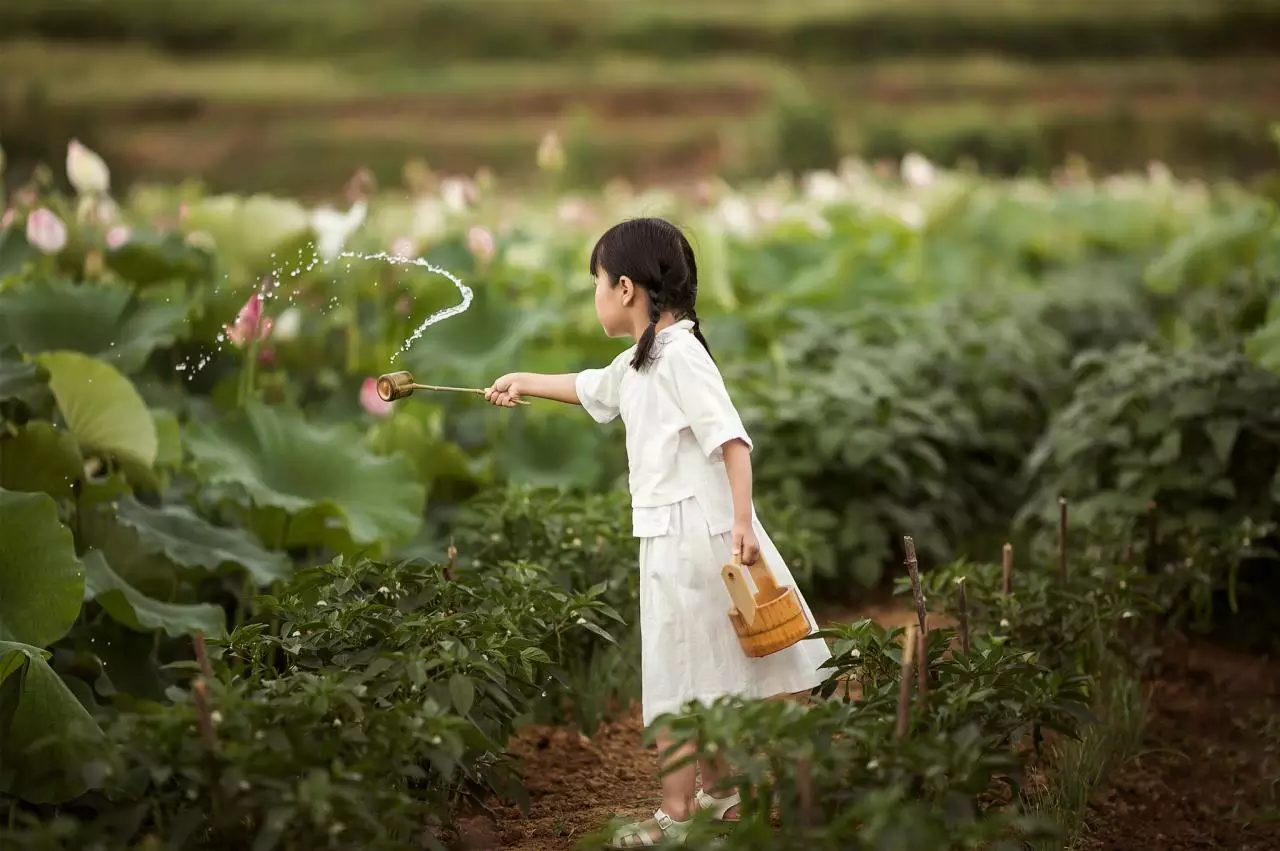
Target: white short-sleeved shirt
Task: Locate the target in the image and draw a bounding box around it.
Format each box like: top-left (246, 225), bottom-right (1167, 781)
top-left (575, 319), bottom-right (753, 538)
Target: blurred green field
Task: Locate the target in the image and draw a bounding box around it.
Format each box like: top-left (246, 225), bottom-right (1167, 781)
top-left (3, 0), bottom-right (1279, 194)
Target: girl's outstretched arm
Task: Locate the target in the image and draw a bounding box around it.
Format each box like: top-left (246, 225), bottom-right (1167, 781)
top-left (484, 372), bottom-right (580, 407)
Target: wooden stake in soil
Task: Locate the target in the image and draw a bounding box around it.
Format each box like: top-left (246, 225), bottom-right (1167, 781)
top-left (192, 631), bottom-right (214, 680)
top-left (902, 536), bottom-right (929, 638)
top-left (916, 622), bottom-right (929, 700)
top-left (957, 578), bottom-right (971, 657)
top-left (1058, 497), bottom-right (1069, 581)
top-left (1001, 543), bottom-right (1013, 595)
top-left (896, 625), bottom-right (917, 739)
top-left (795, 756), bottom-right (815, 828)
top-left (192, 678), bottom-right (219, 755)
top-left (445, 537), bottom-right (456, 581)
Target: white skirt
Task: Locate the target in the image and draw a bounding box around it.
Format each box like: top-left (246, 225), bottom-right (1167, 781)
top-left (637, 497), bottom-right (832, 726)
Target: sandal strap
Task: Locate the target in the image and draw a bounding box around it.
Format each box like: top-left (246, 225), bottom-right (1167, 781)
top-left (696, 788), bottom-right (741, 819)
top-left (608, 808), bottom-right (690, 849)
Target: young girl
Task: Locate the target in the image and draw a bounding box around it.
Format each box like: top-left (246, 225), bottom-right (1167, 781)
top-left (484, 217), bottom-right (831, 848)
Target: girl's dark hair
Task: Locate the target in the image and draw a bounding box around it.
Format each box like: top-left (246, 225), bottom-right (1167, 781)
top-left (588, 217), bottom-right (712, 371)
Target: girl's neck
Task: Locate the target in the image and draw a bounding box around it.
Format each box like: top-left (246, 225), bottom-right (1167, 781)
top-left (629, 310), bottom-right (679, 342)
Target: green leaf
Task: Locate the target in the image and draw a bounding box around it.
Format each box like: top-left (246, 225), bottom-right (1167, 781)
top-left (82, 550), bottom-right (226, 638)
top-left (152, 408), bottom-right (183, 469)
top-left (0, 279), bottom-right (189, 374)
top-left (0, 227), bottom-right (36, 278)
top-left (0, 345), bottom-right (51, 414)
top-left (449, 674), bottom-right (475, 716)
top-left (0, 488), bottom-right (84, 647)
top-left (186, 401), bottom-right (426, 551)
top-left (113, 496), bottom-right (291, 586)
top-left (35, 350), bottom-right (158, 468)
top-left (1204, 419), bottom-right (1240, 466)
top-left (0, 641), bottom-right (106, 804)
top-left (0, 422), bottom-right (83, 500)
top-left (105, 228), bottom-right (215, 286)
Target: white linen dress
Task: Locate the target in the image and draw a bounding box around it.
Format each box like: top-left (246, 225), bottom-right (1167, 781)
top-left (574, 319), bottom-right (832, 726)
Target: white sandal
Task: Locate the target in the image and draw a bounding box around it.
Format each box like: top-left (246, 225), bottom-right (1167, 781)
top-left (605, 807), bottom-right (691, 848)
top-left (695, 788), bottom-right (741, 822)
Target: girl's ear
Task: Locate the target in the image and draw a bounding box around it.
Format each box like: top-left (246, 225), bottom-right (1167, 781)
top-left (617, 275), bottom-right (635, 306)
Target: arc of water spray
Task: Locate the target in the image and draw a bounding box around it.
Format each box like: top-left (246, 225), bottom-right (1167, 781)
top-left (338, 251), bottom-right (473, 362)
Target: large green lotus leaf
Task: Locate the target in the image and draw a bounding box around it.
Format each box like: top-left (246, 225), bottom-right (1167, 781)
top-left (36, 351), bottom-right (158, 469)
top-left (0, 422), bottom-right (83, 500)
top-left (186, 401), bottom-right (425, 551)
top-left (0, 227), bottom-right (36, 278)
top-left (0, 489), bottom-right (84, 647)
top-left (0, 641), bottom-right (105, 804)
top-left (0, 279), bottom-right (189, 375)
top-left (105, 228), bottom-right (215, 286)
top-left (113, 495), bottom-right (290, 586)
top-left (82, 550), bottom-right (226, 638)
top-left (0, 345), bottom-right (51, 415)
top-left (492, 410), bottom-right (607, 489)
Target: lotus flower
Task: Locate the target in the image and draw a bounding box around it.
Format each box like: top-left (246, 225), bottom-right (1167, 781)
top-left (359, 378), bottom-right (393, 417)
top-left (226, 293), bottom-right (273, 347)
top-left (26, 208), bottom-right (68, 254)
top-left (66, 139), bottom-right (110, 196)
top-left (105, 226), bottom-right (131, 250)
top-left (391, 236), bottom-right (416, 259)
top-left (273, 307), bottom-right (302, 341)
top-left (310, 199), bottom-right (367, 262)
top-left (901, 152), bottom-right (936, 189)
top-left (440, 177), bottom-right (477, 213)
top-left (537, 131), bottom-right (566, 173)
top-left (467, 226), bottom-right (495, 263)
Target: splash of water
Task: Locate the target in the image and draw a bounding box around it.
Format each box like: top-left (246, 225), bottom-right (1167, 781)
top-left (174, 247), bottom-right (470, 379)
top-left (336, 251), bottom-right (472, 362)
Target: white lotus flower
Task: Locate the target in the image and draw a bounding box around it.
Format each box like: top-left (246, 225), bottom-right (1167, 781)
top-left (901, 152), bottom-right (936, 189)
top-left (802, 170), bottom-right (845, 204)
top-left (66, 139), bottom-right (110, 196)
top-left (310, 199), bottom-right (367, 261)
top-left (26, 208), bottom-right (68, 254)
top-left (105, 226), bottom-right (131, 250)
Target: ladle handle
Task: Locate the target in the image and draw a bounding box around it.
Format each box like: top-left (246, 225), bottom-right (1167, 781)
top-left (413, 383), bottom-right (531, 405)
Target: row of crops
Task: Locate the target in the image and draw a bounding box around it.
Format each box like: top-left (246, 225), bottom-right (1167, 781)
top-left (0, 140), bottom-right (1278, 848)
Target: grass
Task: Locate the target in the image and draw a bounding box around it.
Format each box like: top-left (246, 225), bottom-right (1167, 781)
top-left (1023, 656), bottom-right (1149, 851)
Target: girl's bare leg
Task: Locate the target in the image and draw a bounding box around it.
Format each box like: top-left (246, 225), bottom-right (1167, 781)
top-left (698, 755), bottom-right (741, 819)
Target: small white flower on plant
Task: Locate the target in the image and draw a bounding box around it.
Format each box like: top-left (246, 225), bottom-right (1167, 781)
top-left (850, 648), bottom-right (861, 659)
top-left (273, 307), bottom-right (302, 341)
top-left (467, 225), bottom-right (495, 262)
top-left (225, 293), bottom-right (273, 347)
top-left (999, 618), bottom-right (1011, 629)
top-left (66, 139), bottom-right (110, 196)
top-left (359, 377), bottom-right (393, 417)
top-left (26, 208), bottom-right (68, 254)
top-left (536, 131), bottom-right (566, 173)
top-left (105, 226), bottom-right (131, 250)
top-left (900, 152), bottom-right (936, 189)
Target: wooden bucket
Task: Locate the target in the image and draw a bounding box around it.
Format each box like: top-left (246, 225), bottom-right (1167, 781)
top-left (721, 554), bottom-right (812, 658)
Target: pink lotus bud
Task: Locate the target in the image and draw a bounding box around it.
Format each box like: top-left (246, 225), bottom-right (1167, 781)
top-left (391, 236), bottom-right (415, 259)
top-left (359, 377), bottom-right (393, 417)
top-left (467, 226), bottom-right (495, 262)
top-left (66, 139), bottom-right (111, 196)
top-left (26, 208), bottom-right (68, 254)
top-left (105, 226), bottom-right (131, 250)
top-left (225, 294), bottom-right (273, 347)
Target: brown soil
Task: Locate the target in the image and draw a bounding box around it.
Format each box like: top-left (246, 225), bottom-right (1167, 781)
top-left (1081, 637), bottom-right (1280, 851)
top-left (460, 613), bottom-right (1280, 851)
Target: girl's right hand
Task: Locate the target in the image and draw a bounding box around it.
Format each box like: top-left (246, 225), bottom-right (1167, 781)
top-left (484, 373), bottom-right (523, 407)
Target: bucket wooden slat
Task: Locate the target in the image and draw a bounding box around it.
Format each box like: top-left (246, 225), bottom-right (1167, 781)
top-left (721, 554), bottom-right (811, 658)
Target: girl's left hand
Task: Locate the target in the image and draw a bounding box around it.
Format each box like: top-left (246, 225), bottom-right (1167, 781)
top-left (733, 522), bottom-right (760, 565)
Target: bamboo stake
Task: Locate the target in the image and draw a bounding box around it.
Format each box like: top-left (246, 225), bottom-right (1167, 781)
top-left (1059, 497), bottom-right (1069, 581)
top-left (896, 625), bottom-right (917, 739)
top-left (916, 621), bottom-right (929, 700)
top-left (445, 536), bottom-right (457, 581)
top-left (192, 631), bottom-right (214, 680)
top-left (192, 678), bottom-right (219, 755)
top-left (1001, 543), bottom-right (1013, 595)
top-left (957, 578), bottom-right (970, 657)
top-left (796, 756), bottom-right (814, 828)
top-left (902, 536), bottom-right (929, 638)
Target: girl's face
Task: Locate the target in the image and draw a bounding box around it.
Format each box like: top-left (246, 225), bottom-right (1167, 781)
top-left (593, 266), bottom-right (635, 339)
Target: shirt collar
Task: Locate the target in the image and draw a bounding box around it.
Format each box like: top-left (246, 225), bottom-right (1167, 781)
top-left (657, 318), bottom-right (695, 338)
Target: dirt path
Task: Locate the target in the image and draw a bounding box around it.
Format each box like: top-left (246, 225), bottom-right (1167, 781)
top-left (467, 610), bottom-right (1280, 851)
top-left (1081, 638), bottom-right (1280, 851)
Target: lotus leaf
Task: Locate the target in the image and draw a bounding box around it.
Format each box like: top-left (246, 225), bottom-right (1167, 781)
top-left (0, 488), bottom-right (84, 648)
top-left (36, 351), bottom-right (159, 469)
top-left (82, 550), bottom-right (227, 639)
